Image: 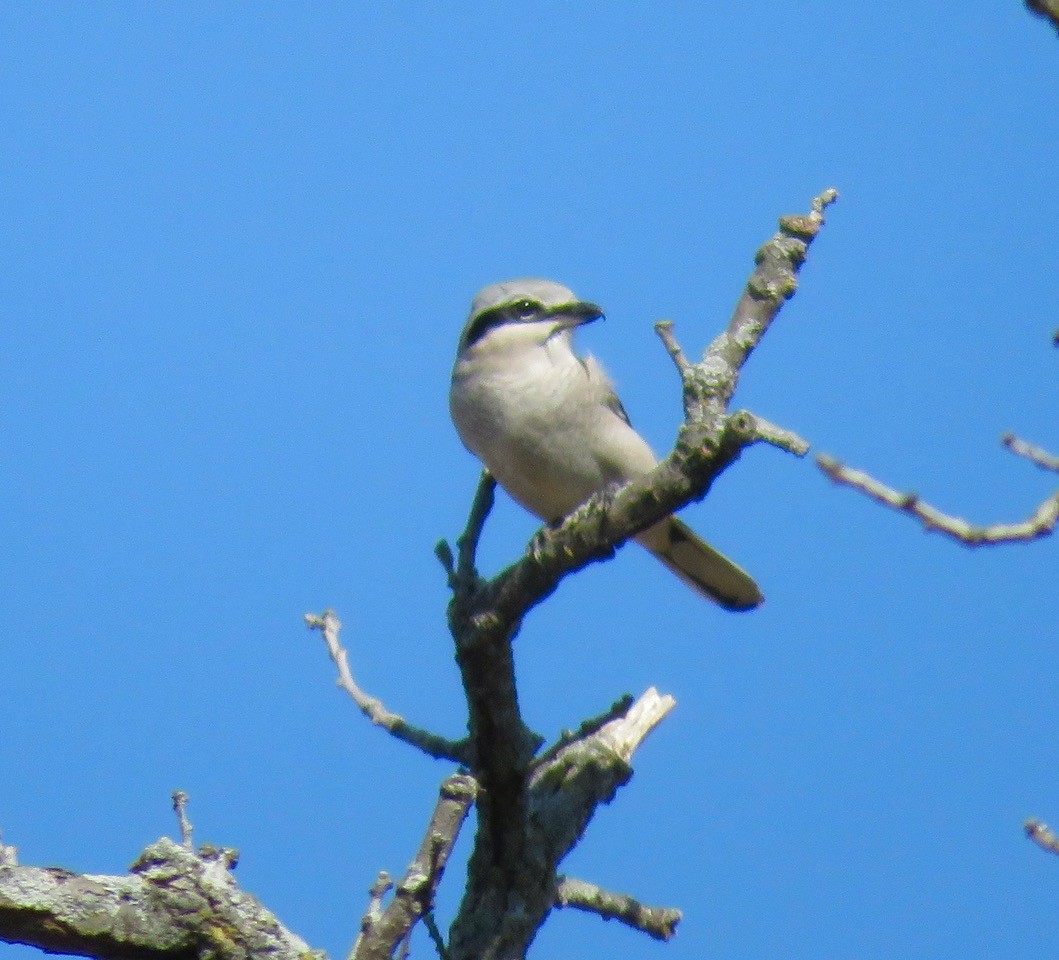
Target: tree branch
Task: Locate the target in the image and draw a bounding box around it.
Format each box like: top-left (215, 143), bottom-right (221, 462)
top-left (449, 688), bottom-right (676, 959)
top-left (1002, 433), bottom-right (1059, 473)
top-left (444, 191), bottom-right (837, 960)
top-left (531, 694), bottom-right (637, 772)
top-left (352, 775), bottom-right (476, 960)
top-left (554, 876), bottom-right (681, 941)
top-left (482, 189), bottom-right (838, 633)
top-left (305, 610), bottom-right (469, 764)
top-left (0, 836), bottom-right (321, 960)
top-left (817, 454), bottom-right (1059, 545)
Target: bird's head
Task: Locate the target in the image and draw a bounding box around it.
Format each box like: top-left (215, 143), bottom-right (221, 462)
top-left (458, 278), bottom-right (604, 356)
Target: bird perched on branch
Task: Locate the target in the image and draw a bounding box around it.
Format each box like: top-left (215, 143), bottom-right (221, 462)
top-left (449, 278), bottom-right (762, 611)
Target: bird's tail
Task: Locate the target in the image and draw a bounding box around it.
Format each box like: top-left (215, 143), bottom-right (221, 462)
top-left (637, 516), bottom-right (763, 611)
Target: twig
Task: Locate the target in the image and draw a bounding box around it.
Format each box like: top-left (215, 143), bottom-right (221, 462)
top-left (741, 411), bottom-right (810, 457)
top-left (699, 188), bottom-right (839, 413)
top-left (1025, 818), bottom-right (1059, 856)
top-left (654, 320), bottom-right (692, 375)
top-left (457, 471), bottom-right (496, 583)
top-left (817, 454), bottom-right (1059, 545)
top-left (304, 610), bottom-right (468, 764)
top-left (171, 790), bottom-right (193, 849)
top-left (351, 775), bottom-right (477, 960)
top-left (555, 876), bottom-right (681, 941)
top-left (436, 473), bottom-right (496, 589)
top-left (1002, 433), bottom-right (1059, 473)
top-left (423, 911), bottom-right (449, 959)
top-left (349, 871), bottom-right (393, 960)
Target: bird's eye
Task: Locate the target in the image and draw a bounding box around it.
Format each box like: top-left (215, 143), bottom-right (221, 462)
top-left (512, 299), bottom-right (540, 320)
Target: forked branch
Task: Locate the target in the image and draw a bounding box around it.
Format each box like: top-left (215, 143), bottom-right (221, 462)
top-left (817, 454), bottom-right (1059, 545)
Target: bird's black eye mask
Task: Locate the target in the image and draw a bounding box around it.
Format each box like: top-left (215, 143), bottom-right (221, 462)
top-left (461, 298), bottom-right (546, 349)
top-left (461, 298), bottom-right (602, 351)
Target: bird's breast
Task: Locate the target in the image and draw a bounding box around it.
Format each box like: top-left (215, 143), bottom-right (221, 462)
top-left (450, 349), bottom-right (614, 520)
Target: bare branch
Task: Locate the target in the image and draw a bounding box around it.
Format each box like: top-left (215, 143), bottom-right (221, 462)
top-left (0, 836), bottom-right (321, 960)
top-left (447, 687), bottom-right (676, 959)
top-left (457, 471), bottom-right (496, 583)
top-left (436, 472), bottom-right (497, 590)
top-left (555, 876), bottom-right (681, 941)
top-left (741, 411), bottom-right (811, 457)
top-left (423, 912), bottom-right (449, 960)
top-left (532, 693), bottom-right (636, 771)
top-left (654, 319), bottom-right (693, 376)
top-left (352, 775), bottom-right (476, 960)
top-left (1002, 433), bottom-right (1059, 473)
top-left (699, 188), bottom-right (839, 413)
top-left (1025, 818), bottom-right (1059, 856)
top-left (654, 326), bottom-right (811, 459)
top-left (304, 610), bottom-right (468, 764)
top-left (593, 686), bottom-right (676, 762)
top-left (349, 871), bottom-right (393, 960)
top-left (817, 454), bottom-right (1059, 545)
top-left (446, 193), bottom-right (836, 960)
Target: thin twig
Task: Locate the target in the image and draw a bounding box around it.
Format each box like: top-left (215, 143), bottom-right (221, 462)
top-left (349, 871), bottom-right (393, 960)
top-left (423, 911), bottom-right (449, 960)
top-left (171, 790), bottom-right (193, 849)
top-left (352, 775), bottom-right (476, 960)
top-left (654, 319), bottom-right (692, 375)
top-left (456, 471), bottom-right (496, 583)
top-left (817, 454), bottom-right (1059, 545)
top-left (743, 412), bottom-right (811, 457)
top-left (1025, 818), bottom-right (1059, 856)
top-left (304, 610), bottom-right (468, 764)
top-left (555, 876), bottom-right (681, 941)
top-left (1002, 433), bottom-right (1059, 473)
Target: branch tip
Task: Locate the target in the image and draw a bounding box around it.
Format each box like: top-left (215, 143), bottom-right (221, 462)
top-left (1025, 818), bottom-right (1059, 856)
top-left (171, 790), bottom-right (193, 849)
top-left (817, 454), bottom-right (1059, 545)
top-left (1002, 433), bottom-right (1059, 473)
top-left (555, 875), bottom-right (682, 941)
top-left (654, 319), bottom-right (692, 375)
top-left (305, 608), bottom-right (468, 764)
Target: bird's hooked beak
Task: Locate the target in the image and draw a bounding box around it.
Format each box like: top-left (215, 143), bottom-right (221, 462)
top-left (551, 300), bottom-right (604, 332)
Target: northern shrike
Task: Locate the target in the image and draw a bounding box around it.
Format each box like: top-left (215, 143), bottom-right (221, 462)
top-left (449, 278), bottom-right (762, 611)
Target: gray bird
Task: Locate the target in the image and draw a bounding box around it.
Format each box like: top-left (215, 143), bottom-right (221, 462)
top-left (449, 278), bottom-right (762, 611)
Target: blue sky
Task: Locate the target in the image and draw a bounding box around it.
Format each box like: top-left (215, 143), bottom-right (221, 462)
top-left (1, 4), bottom-right (1056, 959)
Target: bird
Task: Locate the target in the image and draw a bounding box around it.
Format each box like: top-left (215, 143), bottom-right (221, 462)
top-left (449, 278), bottom-right (762, 611)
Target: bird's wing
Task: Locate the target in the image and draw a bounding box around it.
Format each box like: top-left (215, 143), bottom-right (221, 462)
top-left (581, 353), bottom-right (633, 426)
